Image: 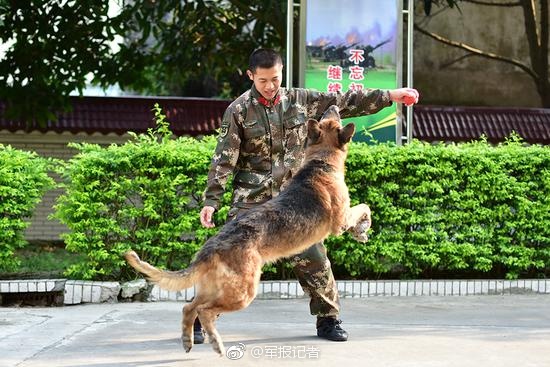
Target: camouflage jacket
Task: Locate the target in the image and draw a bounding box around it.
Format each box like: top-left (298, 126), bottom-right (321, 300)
top-left (203, 85), bottom-right (392, 210)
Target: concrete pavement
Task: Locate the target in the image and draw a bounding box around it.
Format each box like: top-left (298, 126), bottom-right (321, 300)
top-left (1, 295), bottom-right (549, 367)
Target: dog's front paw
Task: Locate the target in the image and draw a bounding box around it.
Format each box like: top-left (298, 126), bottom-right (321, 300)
top-left (349, 217), bottom-right (371, 243)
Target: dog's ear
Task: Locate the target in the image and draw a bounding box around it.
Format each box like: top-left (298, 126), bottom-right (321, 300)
top-left (307, 119), bottom-right (322, 144)
top-left (339, 123), bottom-right (355, 145)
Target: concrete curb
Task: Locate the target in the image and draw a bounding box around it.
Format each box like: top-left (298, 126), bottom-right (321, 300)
top-left (64, 280), bottom-right (121, 304)
top-left (1, 278), bottom-right (549, 305)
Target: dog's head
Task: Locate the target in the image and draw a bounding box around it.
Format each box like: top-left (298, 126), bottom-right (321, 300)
top-left (306, 105), bottom-right (355, 153)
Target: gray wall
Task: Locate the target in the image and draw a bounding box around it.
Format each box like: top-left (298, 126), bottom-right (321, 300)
top-left (414, 2), bottom-right (542, 107)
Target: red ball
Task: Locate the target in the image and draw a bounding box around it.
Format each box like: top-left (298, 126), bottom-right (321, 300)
top-left (403, 95), bottom-right (416, 106)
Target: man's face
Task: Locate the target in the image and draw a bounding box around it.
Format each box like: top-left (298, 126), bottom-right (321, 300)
top-left (247, 63), bottom-right (283, 100)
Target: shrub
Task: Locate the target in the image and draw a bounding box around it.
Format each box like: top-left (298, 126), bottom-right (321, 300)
top-left (0, 145), bottom-right (55, 272)
top-left (54, 105), bottom-right (231, 280)
top-left (329, 139), bottom-right (550, 279)
top-left (55, 107), bottom-right (550, 280)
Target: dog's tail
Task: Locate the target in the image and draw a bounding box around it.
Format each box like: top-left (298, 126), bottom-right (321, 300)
top-left (124, 251), bottom-right (198, 291)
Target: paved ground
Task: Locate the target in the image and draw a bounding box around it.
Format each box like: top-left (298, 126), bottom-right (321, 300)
top-left (1, 295), bottom-right (549, 367)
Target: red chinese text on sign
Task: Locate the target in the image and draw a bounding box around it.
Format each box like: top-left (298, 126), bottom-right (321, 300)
top-left (327, 65), bottom-right (343, 81)
top-left (349, 66), bottom-right (365, 81)
top-left (348, 49), bottom-right (365, 65)
top-left (327, 82), bottom-right (342, 93)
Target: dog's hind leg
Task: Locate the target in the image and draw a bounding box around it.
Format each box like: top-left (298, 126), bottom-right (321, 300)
top-left (197, 282), bottom-right (257, 356)
top-left (197, 298), bottom-right (254, 357)
top-left (181, 300), bottom-right (200, 353)
top-left (197, 309), bottom-right (225, 356)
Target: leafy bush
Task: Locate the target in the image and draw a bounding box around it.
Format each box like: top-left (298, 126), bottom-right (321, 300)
top-left (55, 108), bottom-right (550, 280)
top-left (0, 145), bottom-right (55, 272)
top-left (330, 138), bottom-right (550, 279)
top-left (54, 105), bottom-right (231, 280)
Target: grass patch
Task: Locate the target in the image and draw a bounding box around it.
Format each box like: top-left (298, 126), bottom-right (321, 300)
top-left (0, 242), bottom-right (85, 279)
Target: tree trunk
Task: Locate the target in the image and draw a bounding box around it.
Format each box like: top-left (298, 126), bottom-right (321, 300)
top-left (539, 0), bottom-right (550, 106)
top-left (521, 0), bottom-right (550, 107)
top-left (539, 80), bottom-right (550, 107)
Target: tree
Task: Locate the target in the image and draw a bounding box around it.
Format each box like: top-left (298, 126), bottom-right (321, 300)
top-left (0, 1), bottom-right (131, 124)
top-left (0, 0), bottom-right (287, 125)
top-left (133, 0), bottom-right (287, 98)
top-left (416, 0), bottom-right (549, 107)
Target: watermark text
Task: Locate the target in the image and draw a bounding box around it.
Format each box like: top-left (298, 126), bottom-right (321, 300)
top-left (226, 343), bottom-right (320, 360)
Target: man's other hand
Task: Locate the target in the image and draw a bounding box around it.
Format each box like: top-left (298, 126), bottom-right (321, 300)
top-left (200, 206), bottom-right (216, 228)
top-left (389, 88), bottom-right (420, 106)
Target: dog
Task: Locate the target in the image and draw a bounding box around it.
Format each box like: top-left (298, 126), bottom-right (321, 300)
top-left (124, 105), bottom-right (372, 356)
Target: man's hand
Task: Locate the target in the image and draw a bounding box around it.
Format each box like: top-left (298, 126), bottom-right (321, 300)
top-left (389, 88), bottom-right (420, 106)
top-left (200, 206), bottom-right (216, 228)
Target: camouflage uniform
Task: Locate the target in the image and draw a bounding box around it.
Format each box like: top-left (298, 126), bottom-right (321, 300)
top-left (203, 85), bottom-right (392, 317)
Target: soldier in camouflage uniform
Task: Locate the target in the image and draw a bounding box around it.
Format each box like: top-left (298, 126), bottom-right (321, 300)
top-left (198, 49), bottom-right (419, 342)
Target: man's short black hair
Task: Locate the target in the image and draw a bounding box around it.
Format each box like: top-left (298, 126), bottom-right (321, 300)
top-left (248, 48), bottom-right (283, 73)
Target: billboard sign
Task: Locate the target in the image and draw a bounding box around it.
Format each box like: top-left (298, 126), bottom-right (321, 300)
top-left (304, 0), bottom-right (399, 142)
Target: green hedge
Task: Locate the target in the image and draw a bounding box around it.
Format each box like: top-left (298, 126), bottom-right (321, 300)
top-left (54, 108), bottom-right (550, 280)
top-left (0, 145), bottom-right (55, 272)
top-left (328, 138), bottom-right (550, 279)
top-left (54, 106), bottom-right (231, 280)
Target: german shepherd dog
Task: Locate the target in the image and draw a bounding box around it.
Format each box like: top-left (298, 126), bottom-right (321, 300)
top-left (124, 105), bottom-right (371, 356)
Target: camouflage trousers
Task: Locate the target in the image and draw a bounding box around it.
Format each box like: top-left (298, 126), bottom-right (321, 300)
top-left (228, 207), bottom-right (340, 317)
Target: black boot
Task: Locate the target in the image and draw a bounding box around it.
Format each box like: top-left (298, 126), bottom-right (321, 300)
top-left (316, 316), bottom-right (348, 342)
top-left (193, 318), bottom-right (205, 344)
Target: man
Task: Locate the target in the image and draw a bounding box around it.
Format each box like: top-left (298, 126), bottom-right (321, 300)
top-left (197, 48), bottom-right (419, 343)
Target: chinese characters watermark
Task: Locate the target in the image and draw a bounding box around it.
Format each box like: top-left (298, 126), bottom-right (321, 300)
top-left (225, 343), bottom-right (320, 360)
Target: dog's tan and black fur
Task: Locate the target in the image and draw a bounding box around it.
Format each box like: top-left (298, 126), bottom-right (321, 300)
top-left (124, 105), bottom-right (371, 356)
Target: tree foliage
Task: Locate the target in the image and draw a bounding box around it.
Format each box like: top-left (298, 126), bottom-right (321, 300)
top-left (131, 0), bottom-right (287, 98)
top-left (0, 0), bottom-right (287, 125)
top-left (0, 0), bottom-right (144, 124)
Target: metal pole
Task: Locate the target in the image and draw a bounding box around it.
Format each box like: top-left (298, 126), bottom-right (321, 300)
top-left (298, 0), bottom-right (307, 88)
top-left (406, 0), bottom-right (414, 144)
top-left (286, 0), bottom-right (294, 88)
top-left (396, 0), bottom-right (404, 145)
